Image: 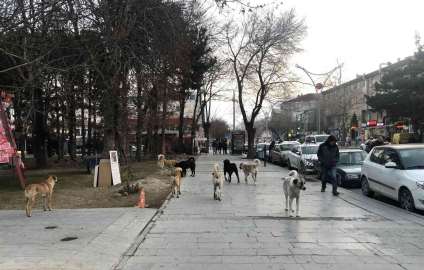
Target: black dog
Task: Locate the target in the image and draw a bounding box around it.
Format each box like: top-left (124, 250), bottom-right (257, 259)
top-left (223, 159), bottom-right (240, 183)
top-left (175, 157), bottom-right (196, 177)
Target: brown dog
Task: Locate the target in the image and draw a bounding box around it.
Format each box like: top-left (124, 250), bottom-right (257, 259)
top-left (158, 154), bottom-right (177, 175)
top-left (25, 175), bottom-right (58, 217)
top-left (171, 167), bottom-right (183, 198)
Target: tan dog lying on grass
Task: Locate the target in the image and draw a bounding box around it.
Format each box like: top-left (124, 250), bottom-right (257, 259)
top-left (158, 154), bottom-right (177, 175)
top-left (171, 167), bottom-right (183, 198)
top-left (24, 175), bottom-right (58, 217)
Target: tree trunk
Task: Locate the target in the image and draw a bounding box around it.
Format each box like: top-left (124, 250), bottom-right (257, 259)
top-left (88, 84), bottom-right (92, 156)
top-left (204, 122), bottom-right (211, 152)
top-left (136, 76), bottom-right (146, 161)
top-left (81, 92), bottom-right (86, 158)
top-left (246, 125), bottom-right (256, 159)
top-left (68, 85), bottom-right (76, 161)
top-left (102, 94), bottom-right (115, 156)
top-left (34, 87), bottom-right (48, 169)
top-left (178, 95), bottom-right (186, 152)
top-left (161, 98), bottom-right (167, 154)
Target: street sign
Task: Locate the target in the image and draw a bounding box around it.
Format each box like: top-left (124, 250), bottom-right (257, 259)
top-left (316, 83), bottom-right (323, 90)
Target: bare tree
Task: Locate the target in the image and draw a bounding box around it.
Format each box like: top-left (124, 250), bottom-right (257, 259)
top-left (223, 8), bottom-right (306, 158)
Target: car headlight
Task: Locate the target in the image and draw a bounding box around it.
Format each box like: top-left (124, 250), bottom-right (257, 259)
top-left (417, 182), bottom-right (424, 190)
top-left (346, 174), bottom-right (360, 179)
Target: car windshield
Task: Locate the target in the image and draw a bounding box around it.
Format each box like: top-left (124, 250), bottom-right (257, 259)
top-left (338, 152), bottom-right (367, 165)
top-left (281, 144), bottom-right (296, 150)
top-left (301, 146), bottom-right (318, 155)
top-left (399, 149), bottom-right (424, 169)
top-left (315, 136), bottom-right (329, 143)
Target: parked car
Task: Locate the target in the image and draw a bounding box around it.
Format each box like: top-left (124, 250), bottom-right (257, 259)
top-left (287, 144), bottom-right (319, 173)
top-left (360, 138), bottom-right (389, 150)
top-left (131, 145), bottom-right (144, 156)
top-left (361, 144), bottom-right (424, 212)
top-left (315, 149), bottom-right (367, 187)
top-left (256, 143), bottom-right (270, 160)
top-left (304, 135), bottom-right (329, 145)
top-left (270, 141), bottom-right (301, 166)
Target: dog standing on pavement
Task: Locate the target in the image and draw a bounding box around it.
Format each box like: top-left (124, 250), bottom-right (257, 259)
top-left (158, 154), bottom-right (177, 175)
top-left (175, 157), bottom-right (196, 177)
top-left (223, 159), bottom-right (240, 183)
top-left (239, 159), bottom-right (260, 185)
top-left (171, 167), bottom-right (183, 198)
top-left (24, 175), bottom-right (58, 217)
top-left (283, 170), bottom-right (306, 217)
top-left (212, 163), bottom-right (224, 201)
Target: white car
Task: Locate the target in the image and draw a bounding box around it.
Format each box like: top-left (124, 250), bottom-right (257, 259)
top-left (361, 144), bottom-right (424, 212)
top-left (304, 135), bottom-right (329, 145)
top-left (287, 144), bottom-right (319, 173)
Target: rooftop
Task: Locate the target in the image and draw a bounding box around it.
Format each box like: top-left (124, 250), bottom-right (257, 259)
top-left (285, 93), bottom-right (318, 103)
top-left (375, 144), bottom-right (424, 150)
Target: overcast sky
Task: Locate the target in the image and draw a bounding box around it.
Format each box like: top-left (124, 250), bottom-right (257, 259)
top-left (212, 0), bottom-right (424, 127)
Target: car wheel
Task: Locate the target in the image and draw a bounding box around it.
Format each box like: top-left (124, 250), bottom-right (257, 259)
top-left (399, 189), bottom-right (416, 212)
top-left (336, 174), bottom-right (343, 187)
top-left (287, 159), bottom-right (293, 170)
top-left (280, 158), bottom-right (284, 167)
top-left (361, 177), bottom-right (374, 198)
top-left (270, 156), bottom-right (274, 164)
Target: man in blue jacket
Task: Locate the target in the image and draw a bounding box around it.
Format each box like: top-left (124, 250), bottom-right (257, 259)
top-left (317, 135), bottom-right (340, 196)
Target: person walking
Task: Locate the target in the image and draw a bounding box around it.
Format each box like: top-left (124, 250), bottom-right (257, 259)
top-left (366, 135), bottom-right (384, 153)
top-left (217, 140), bottom-right (222, 154)
top-left (212, 140), bottom-right (217, 155)
top-left (223, 140), bottom-right (228, 154)
top-left (317, 135), bottom-right (340, 196)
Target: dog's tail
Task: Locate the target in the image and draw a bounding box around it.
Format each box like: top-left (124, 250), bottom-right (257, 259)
top-left (158, 154), bottom-right (165, 161)
top-left (254, 159), bottom-right (260, 166)
top-left (188, 157), bottom-right (195, 162)
top-left (174, 167), bottom-right (183, 175)
top-left (214, 163), bottom-right (219, 175)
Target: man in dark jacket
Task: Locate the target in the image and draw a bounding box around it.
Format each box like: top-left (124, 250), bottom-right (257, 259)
top-left (317, 135), bottom-right (340, 195)
top-left (366, 135), bottom-right (384, 153)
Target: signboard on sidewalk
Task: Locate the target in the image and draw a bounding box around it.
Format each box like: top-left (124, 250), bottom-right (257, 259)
top-left (109, 151), bottom-right (121, 185)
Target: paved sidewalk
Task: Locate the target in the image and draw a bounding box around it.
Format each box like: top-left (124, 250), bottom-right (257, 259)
top-left (120, 154), bottom-right (424, 270)
top-left (0, 207), bottom-right (156, 269)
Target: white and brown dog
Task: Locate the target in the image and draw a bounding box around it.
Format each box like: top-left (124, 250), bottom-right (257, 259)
top-left (158, 154), bottom-right (177, 175)
top-left (25, 175), bottom-right (58, 217)
top-left (171, 167), bottom-right (183, 198)
top-left (212, 163), bottom-right (224, 201)
top-left (239, 159), bottom-right (260, 185)
top-left (283, 170), bottom-right (306, 217)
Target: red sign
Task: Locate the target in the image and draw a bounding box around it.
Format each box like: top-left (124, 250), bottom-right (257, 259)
top-left (0, 142), bottom-right (10, 150)
top-left (368, 121), bottom-right (377, 126)
top-left (351, 126), bottom-right (357, 130)
top-left (316, 83), bottom-right (323, 90)
top-left (0, 156), bottom-right (8, 163)
top-left (397, 125), bottom-right (404, 129)
top-left (4, 147), bottom-right (14, 155)
top-left (0, 125), bottom-right (4, 133)
top-left (0, 135), bottom-right (7, 144)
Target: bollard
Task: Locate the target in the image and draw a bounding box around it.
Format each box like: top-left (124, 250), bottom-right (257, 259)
top-left (264, 144), bottom-right (267, 167)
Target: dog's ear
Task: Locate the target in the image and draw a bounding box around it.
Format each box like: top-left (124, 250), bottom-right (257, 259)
top-left (293, 179), bottom-right (298, 185)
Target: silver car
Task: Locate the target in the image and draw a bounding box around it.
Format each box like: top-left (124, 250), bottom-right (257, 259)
top-left (287, 144), bottom-right (319, 173)
top-left (270, 141), bottom-right (301, 166)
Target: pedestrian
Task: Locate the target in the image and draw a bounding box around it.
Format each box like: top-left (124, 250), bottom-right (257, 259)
top-left (217, 141), bottom-right (221, 154)
top-left (366, 135), bottom-right (384, 153)
top-left (269, 140), bottom-right (275, 152)
top-left (348, 136), bottom-right (351, 147)
top-left (212, 140), bottom-right (217, 155)
top-left (223, 140), bottom-right (228, 154)
top-left (317, 135), bottom-right (340, 196)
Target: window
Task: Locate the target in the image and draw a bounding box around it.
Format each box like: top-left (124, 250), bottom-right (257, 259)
top-left (383, 149), bottom-right (399, 165)
top-left (190, 94), bottom-right (196, 100)
top-left (399, 149), bottom-right (424, 169)
top-left (305, 136), bottom-right (311, 143)
top-left (370, 149), bottom-right (384, 165)
top-left (301, 146), bottom-right (319, 155)
top-left (281, 144), bottom-right (296, 151)
top-left (315, 135), bottom-right (328, 143)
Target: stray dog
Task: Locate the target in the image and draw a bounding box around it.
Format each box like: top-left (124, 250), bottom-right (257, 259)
top-left (24, 175), bottom-right (58, 217)
top-left (158, 154), bottom-right (177, 175)
top-left (239, 159), bottom-right (260, 185)
top-left (171, 167), bottom-right (183, 198)
top-left (283, 170), bottom-right (306, 217)
top-left (223, 159), bottom-right (240, 183)
top-left (212, 163), bottom-right (223, 201)
top-left (175, 157), bottom-right (196, 177)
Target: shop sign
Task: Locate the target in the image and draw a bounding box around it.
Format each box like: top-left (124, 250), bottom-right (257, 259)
top-left (361, 123), bottom-right (367, 127)
top-left (368, 121), bottom-right (377, 126)
top-left (396, 125), bottom-right (404, 129)
top-left (377, 123), bottom-right (384, 126)
top-left (350, 126), bottom-right (357, 130)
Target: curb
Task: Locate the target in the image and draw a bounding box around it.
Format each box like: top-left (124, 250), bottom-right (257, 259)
top-left (114, 191), bottom-right (174, 270)
top-left (306, 176), bottom-right (424, 220)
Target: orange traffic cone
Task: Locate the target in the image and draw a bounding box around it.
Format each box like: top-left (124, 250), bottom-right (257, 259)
top-left (137, 189), bottom-right (146, 208)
